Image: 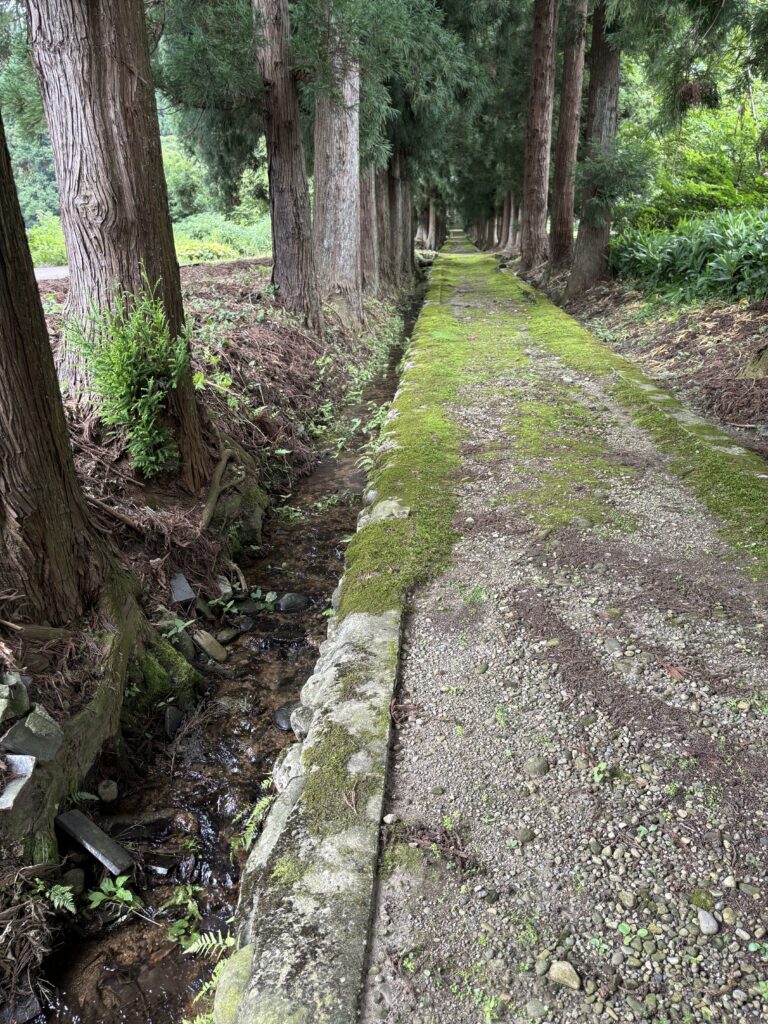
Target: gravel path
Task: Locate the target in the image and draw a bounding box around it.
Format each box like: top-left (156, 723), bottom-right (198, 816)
top-left (361, 250), bottom-right (768, 1024)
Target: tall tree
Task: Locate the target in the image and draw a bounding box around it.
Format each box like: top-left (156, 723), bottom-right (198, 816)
top-left (27, 0), bottom-right (208, 491)
top-left (520, 0), bottom-right (560, 271)
top-left (313, 12), bottom-right (364, 327)
top-left (549, 0), bottom-right (588, 270)
top-left (0, 109), bottom-right (108, 626)
top-left (565, 0), bottom-right (620, 297)
top-left (253, 0), bottom-right (323, 331)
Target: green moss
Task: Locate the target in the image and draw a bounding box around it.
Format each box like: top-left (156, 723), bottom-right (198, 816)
top-left (300, 722), bottom-right (364, 831)
top-left (152, 637), bottom-right (202, 709)
top-left (497, 272), bottom-right (768, 577)
top-left (212, 944), bottom-right (254, 1024)
top-left (380, 840), bottom-right (424, 878)
top-left (339, 252), bottom-right (529, 619)
top-left (270, 854), bottom-right (305, 887)
top-left (690, 888), bottom-right (714, 911)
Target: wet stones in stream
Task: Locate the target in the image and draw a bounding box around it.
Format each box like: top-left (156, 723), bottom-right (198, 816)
top-left (273, 701), bottom-right (301, 732)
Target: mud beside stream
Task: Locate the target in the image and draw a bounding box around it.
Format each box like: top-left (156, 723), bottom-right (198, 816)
top-left (40, 345), bottom-right (405, 1024)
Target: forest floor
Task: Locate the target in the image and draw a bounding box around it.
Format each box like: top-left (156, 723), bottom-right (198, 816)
top-left (361, 243), bottom-right (768, 1024)
top-left (566, 284), bottom-right (768, 461)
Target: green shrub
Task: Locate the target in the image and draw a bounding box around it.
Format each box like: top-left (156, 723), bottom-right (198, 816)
top-left (71, 280), bottom-right (190, 478)
top-left (163, 136), bottom-right (209, 221)
top-left (27, 211), bottom-right (67, 266)
top-left (611, 208), bottom-right (768, 303)
top-left (175, 238), bottom-right (239, 264)
top-left (174, 212), bottom-right (271, 257)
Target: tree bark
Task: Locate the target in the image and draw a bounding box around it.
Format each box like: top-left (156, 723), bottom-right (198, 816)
top-left (520, 0), bottom-right (560, 271)
top-left (426, 199), bottom-right (437, 250)
top-left (313, 36), bottom-right (364, 327)
top-left (27, 0), bottom-right (208, 492)
top-left (360, 165), bottom-right (379, 296)
top-left (375, 166), bottom-right (393, 290)
top-left (252, 0), bottom-right (323, 331)
top-left (500, 192), bottom-right (511, 253)
top-left (400, 166), bottom-right (414, 282)
top-left (565, 1), bottom-right (620, 299)
top-left (388, 154), bottom-right (405, 287)
top-left (550, 0), bottom-right (588, 270)
top-left (0, 111), bottom-right (108, 626)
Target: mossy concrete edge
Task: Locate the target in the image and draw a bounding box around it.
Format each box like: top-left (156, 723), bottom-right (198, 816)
top-left (214, 261), bottom-right (464, 1024)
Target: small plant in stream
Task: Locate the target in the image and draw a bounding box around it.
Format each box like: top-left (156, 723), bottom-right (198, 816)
top-left (159, 884), bottom-right (203, 948)
top-left (184, 930), bottom-right (236, 960)
top-left (86, 875), bottom-right (148, 924)
top-left (230, 783), bottom-right (275, 856)
top-left (31, 880), bottom-right (76, 914)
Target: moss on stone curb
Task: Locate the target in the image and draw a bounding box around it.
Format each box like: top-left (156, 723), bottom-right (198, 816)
top-left (500, 271), bottom-right (768, 577)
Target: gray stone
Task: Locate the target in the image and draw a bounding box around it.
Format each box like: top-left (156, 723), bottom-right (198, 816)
top-left (0, 674), bottom-right (30, 724)
top-left (216, 627), bottom-right (241, 645)
top-left (56, 809), bottom-right (134, 875)
top-left (548, 960), bottom-right (581, 990)
top-left (192, 630), bottom-right (228, 663)
top-left (0, 992), bottom-right (41, 1024)
top-left (0, 753), bottom-right (35, 811)
top-left (524, 755), bottom-right (550, 778)
top-left (1, 705), bottom-right (64, 762)
top-left (164, 705), bottom-right (184, 739)
top-left (525, 997), bottom-right (547, 1019)
top-left (62, 867), bottom-right (86, 896)
top-left (98, 779), bottom-right (119, 803)
top-left (698, 909), bottom-right (719, 935)
top-left (277, 593), bottom-right (311, 613)
top-left (515, 827), bottom-right (536, 844)
top-left (290, 703), bottom-right (314, 740)
top-left (170, 572), bottom-right (196, 603)
top-left (273, 702), bottom-right (301, 732)
top-left (216, 575), bottom-right (234, 600)
top-left (172, 629), bottom-right (197, 664)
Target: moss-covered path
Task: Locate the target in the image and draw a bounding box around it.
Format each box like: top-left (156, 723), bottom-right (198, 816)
top-left (361, 239), bottom-right (768, 1024)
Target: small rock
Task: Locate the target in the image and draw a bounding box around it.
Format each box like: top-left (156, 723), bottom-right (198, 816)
top-left (216, 575), bottom-right (234, 600)
top-left (525, 998), bottom-right (547, 1019)
top-left (97, 780), bottom-right (119, 803)
top-left (1, 705), bottom-right (64, 762)
top-left (164, 705), bottom-right (184, 740)
top-left (722, 907), bottom-right (737, 926)
top-left (277, 593), bottom-right (311, 613)
top-left (170, 573), bottom-right (195, 603)
top-left (548, 960), bottom-right (581, 990)
top-left (62, 867), bottom-right (86, 896)
top-left (0, 674), bottom-right (30, 724)
top-left (383, 813), bottom-right (397, 825)
top-left (524, 755), bottom-right (550, 779)
top-left (515, 827), bottom-right (536, 844)
top-left (697, 909), bottom-right (719, 936)
top-left (738, 882), bottom-right (760, 897)
top-left (273, 702), bottom-right (300, 732)
top-left (619, 890), bottom-right (636, 909)
top-left (192, 630), bottom-right (228, 663)
top-left (216, 627), bottom-right (241, 645)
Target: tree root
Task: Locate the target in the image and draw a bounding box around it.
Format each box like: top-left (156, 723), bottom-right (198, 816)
top-left (201, 449), bottom-right (236, 532)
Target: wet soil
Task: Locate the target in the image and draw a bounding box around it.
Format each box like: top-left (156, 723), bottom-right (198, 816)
top-left (39, 348), bottom-right (405, 1024)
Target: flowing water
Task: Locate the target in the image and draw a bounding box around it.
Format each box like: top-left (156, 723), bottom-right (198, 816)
top-left (40, 340), bottom-right (407, 1024)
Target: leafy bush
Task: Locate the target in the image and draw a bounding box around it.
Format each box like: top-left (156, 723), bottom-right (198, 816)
top-left (163, 136), bottom-right (209, 220)
top-left (175, 238), bottom-right (239, 264)
top-left (174, 211), bottom-right (271, 257)
top-left (71, 280), bottom-right (190, 478)
top-left (611, 208), bottom-right (768, 303)
top-left (27, 211), bottom-right (67, 266)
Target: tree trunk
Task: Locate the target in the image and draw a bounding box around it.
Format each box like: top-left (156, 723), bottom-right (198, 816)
top-left (27, 0), bottom-right (208, 492)
top-left (550, 0), bottom-right (588, 270)
top-left (360, 165), bottom-right (379, 296)
top-left (500, 193), bottom-right (511, 253)
top-left (520, 0), bottom-right (560, 271)
top-left (313, 39), bottom-right (363, 328)
top-left (565, 1), bottom-right (620, 299)
top-left (400, 167), bottom-right (414, 282)
top-left (375, 167), bottom-right (393, 290)
top-left (0, 111), bottom-right (108, 626)
top-left (426, 199), bottom-right (437, 250)
top-left (252, 0), bottom-right (322, 331)
top-left (388, 154), bottom-right (405, 287)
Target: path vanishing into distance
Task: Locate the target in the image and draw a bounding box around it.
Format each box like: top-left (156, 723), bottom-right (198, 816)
top-left (351, 238), bottom-right (768, 1024)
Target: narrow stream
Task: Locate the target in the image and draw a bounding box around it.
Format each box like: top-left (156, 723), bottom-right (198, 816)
top-left (40, 336), bottom-right (408, 1024)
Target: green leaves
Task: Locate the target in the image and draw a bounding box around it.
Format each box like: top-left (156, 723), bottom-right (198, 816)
top-left (71, 277), bottom-right (192, 478)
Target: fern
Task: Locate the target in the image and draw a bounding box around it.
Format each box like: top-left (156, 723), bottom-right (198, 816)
top-left (70, 275), bottom-right (191, 478)
top-left (230, 789), bottom-right (274, 856)
top-left (184, 929), bottom-right (236, 960)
